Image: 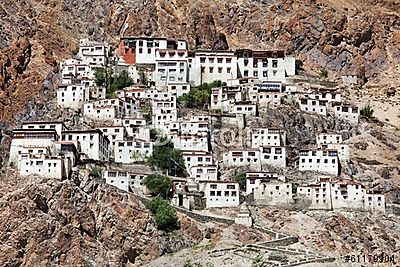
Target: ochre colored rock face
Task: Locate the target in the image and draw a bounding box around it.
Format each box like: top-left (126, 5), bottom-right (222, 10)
top-left (1, 0), bottom-right (400, 122)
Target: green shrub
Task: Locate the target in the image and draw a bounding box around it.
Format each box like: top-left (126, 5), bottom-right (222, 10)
top-left (178, 80), bottom-right (225, 108)
top-left (319, 69), bottom-right (328, 78)
top-left (360, 104), bottom-right (374, 118)
top-left (295, 59), bottom-right (304, 71)
top-left (143, 174), bottom-right (172, 199)
top-left (89, 166), bottom-right (102, 178)
top-left (148, 196), bottom-right (179, 232)
top-left (148, 138), bottom-right (186, 177)
top-left (234, 171), bottom-right (246, 191)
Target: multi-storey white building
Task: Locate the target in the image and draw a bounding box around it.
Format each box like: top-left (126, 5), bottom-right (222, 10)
top-left (114, 139), bottom-right (153, 163)
top-left (235, 49), bottom-right (295, 83)
top-left (231, 102), bottom-right (257, 116)
top-left (203, 181), bottom-right (240, 208)
top-left (61, 130), bottom-right (109, 161)
top-left (246, 172), bottom-right (286, 195)
top-left (259, 146), bottom-right (287, 168)
top-left (18, 154), bottom-right (69, 180)
top-left (9, 129), bottom-right (60, 167)
top-left (21, 121), bottom-right (67, 138)
top-left (191, 50), bottom-right (237, 85)
top-left (103, 169), bottom-right (149, 192)
top-left (316, 133), bottom-right (343, 146)
top-left (152, 94), bottom-right (177, 132)
top-left (297, 177), bottom-right (385, 213)
top-left (210, 86), bottom-right (245, 111)
top-left (83, 98), bottom-right (126, 121)
top-left (166, 119), bottom-right (210, 137)
top-left (170, 134), bottom-right (209, 152)
top-left (299, 149), bottom-right (339, 176)
top-left (155, 48), bottom-right (190, 96)
top-left (316, 133), bottom-right (349, 161)
top-left (98, 126), bottom-right (127, 154)
top-left (189, 164), bottom-right (218, 182)
top-left (182, 151), bottom-right (216, 170)
top-left (249, 82), bottom-right (284, 108)
top-left (251, 128), bottom-right (286, 148)
top-left (253, 182), bottom-right (294, 207)
top-left (78, 38), bottom-right (109, 67)
top-left (223, 149), bottom-right (260, 168)
top-left (306, 90), bottom-right (341, 102)
top-left (113, 117), bottom-right (147, 137)
top-left (298, 98), bottom-right (328, 116)
top-left (332, 104), bottom-right (360, 123)
top-left (57, 83), bottom-right (90, 110)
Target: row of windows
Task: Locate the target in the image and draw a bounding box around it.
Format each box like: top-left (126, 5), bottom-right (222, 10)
top-left (209, 190), bottom-right (237, 197)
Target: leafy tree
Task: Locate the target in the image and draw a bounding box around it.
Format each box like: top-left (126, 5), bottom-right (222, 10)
top-left (360, 104), bottom-right (374, 118)
top-left (150, 128), bottom-right (160, 142)
top-left (295, 59), bottom-right (304, 71)
top-left (148, 196), bottom-right (179, 231)
top-left (319, 69), bottom-right (328, 78)
top-left (109, 70), bottom-right (134, 93)
top-left (89, 166), bottom-right (102, 178)
top-left (148, 138), bottom-right (186, 177)
top-left (87, 28), bottom-right (95, 36)
top-left (234, 171), bottom-right (246, 191)
top-left (95, 67), bottom-right (112, 87)
top-left (178, 80), bottom-right (225, 108)
top-left (71, 47), bottom-right (79, 56)
top-left (138, 71), bottom-right (148, 85)
top-left (252, 254), bottom-right (267, 267)
top-left (143, 174), bottom-right (172, 199)
top-left (292, 183), bottom-right (298, 194)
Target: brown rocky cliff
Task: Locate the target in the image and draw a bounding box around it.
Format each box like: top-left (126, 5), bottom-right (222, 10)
top-left (0, 0), bottom-right (399, 121)
top-left (0, 169), bottom-right (201, 266)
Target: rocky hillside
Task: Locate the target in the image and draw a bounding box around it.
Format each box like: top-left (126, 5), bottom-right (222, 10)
top-left (0, 168), bottom-right (201, 266)
top-left (1, 0), bottom-right (400, 122)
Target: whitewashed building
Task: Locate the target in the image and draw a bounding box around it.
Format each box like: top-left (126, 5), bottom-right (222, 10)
top-left (189, 164), bottom-right (218, 182)
top-left (203, 181), bottom-right (240, 208)
top-left (251, 128), bottom-right (286, 148)
top-left (316, 133), bottom-right (343, 146)
top-left (18, 154), bottom-right (69, 180)
top-left (9, 129), bottom-right (60, 167)
top-left (183, 151), bottom-right (216, 170)
top-left (298, 98), bottom-right (328, 116)
top-left (332, 104), bottom-right (360, 123)
top-left (223, 149), bottom-right (260, 168)
top-left (57, 83), bottom-right (90, 110)
top-left (61, 130), bottom-right (109, 161)
top-left (170, 134), bottom-right (209, 152)
top-left (246, 172), bottom-right (286, 195)
top-left (253, 182), bottom-right (294, 207)
top-left (190, 50), bottom-right (237, 86)
top-left (259, 146), bottom-right (287, 168)
top-left (78, 38), bottom-right (109, 67)
top-left (210, 86), bottom-right (245, 111)
top-left (114, 139), bottom-right (153, 163)
top-left (83, 98), bottom-right (126, 121)
top-left (297, 177), bottom-right (385, 213)
top-left (21, 121), bottom-right (67, 138)
top-left (113, 117), bottom-right (147, 137)
top-left (235, 49), bottom-right (295, 83)
top-left (103, 169), bottom-right (149, 192)
top-left (299, 149), bottom-right (339, 176)
top-left (152, 94), bottom-right (178, 132)
top-left (231, 102), bottom-right (257, 116)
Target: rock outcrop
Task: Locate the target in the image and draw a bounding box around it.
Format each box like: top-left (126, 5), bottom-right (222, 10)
top-left (0, 169), bottom-right (200, 266)
top-left (1, 0), bottom-right (400, 121)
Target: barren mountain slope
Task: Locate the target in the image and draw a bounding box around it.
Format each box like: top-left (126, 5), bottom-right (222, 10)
top-left (1, 0), bottom-right (400, 121)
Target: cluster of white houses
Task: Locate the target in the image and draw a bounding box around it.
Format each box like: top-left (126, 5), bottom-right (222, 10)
top-left (7, 37), bottom-right (385, 213)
